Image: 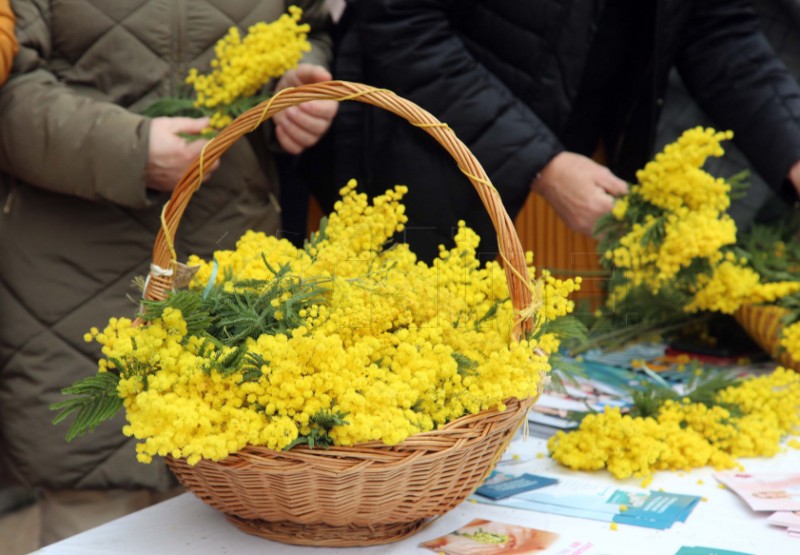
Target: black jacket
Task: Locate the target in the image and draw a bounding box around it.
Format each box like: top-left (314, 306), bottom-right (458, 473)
top-left (326, 0), bottom-right (800, 261)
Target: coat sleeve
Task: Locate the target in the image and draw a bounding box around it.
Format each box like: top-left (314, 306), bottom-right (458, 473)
top-left (677, 0), bottom-right (800, 202)
top-left (291, 0), bottom-right (333, 69)
top-left (353, 0), bottom-right (564, 195)
top-left (0, 0), bottom-right (153, 208)
top-left (0, 0), bottom-right (16, 85)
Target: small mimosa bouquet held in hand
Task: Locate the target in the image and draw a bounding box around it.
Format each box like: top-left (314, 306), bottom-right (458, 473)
top-left (143, 6), bottom-right (312, 134)
top-left (141, 6), bottom-right (338, 194)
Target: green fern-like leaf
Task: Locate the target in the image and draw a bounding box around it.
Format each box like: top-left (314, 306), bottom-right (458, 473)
top-left (139, 290), bottom-right (213, 337)
top-left (285, 410), bottom-right (349, 450)
top-left (140, 97), bottom-right (207, 119)
top-left (452, 352), bottom-right (479, 376)
top-left (50, 373), bottom-right (123, 441)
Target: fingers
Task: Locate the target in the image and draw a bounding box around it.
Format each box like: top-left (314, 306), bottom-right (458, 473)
top-left (294, 63), bottom-right (332, 84)
top-left (171, 117), bottom-right (212, 135)
top-left (283, 64), bottom-right (332, 88)
top-left (275, 100), bottom-right (338, 154)
top-left (278, 103), bottom-right (337, 136)
top-left (276, 64), bottom-right (333, 93)
top-left (596, 167), bottom-right (629, 197)
top-left (275, 124), bottom-right (303, 155)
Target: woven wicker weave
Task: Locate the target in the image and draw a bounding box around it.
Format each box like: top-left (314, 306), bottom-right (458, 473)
top-left (734, 304), bottom-right (798, 371)
top-left (143, 81), bottom-right (540, 546)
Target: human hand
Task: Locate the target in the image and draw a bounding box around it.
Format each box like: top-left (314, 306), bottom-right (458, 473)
top-left (273, 64), bottom-right (338, 155)
top-left (146, 117), bottom-right (221, 193)
top-left (531, 152), bottom-right (629, 236)
top-left (788, 159), bottom-right (800, 198)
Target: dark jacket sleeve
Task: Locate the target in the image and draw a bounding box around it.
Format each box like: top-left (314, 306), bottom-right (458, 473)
top-left (677, 0), bottom-right (800, 203)
top-left (0, 0), bottom-right (153, 208)
top-left (354, 0), bottom-right (563, 199)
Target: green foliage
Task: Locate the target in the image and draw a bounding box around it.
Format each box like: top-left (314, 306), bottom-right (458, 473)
top-left (594, 191), bottom-right (663, 260)
top-left (628, 366), bottom-right (742, 419)
top-left (203, 267), bottom-right (327, 346)
top-left (141, 97), bottom-right (206, 119)
top-left (50, 373), bottom-right (123, 441)
top-left (140, 93), bottom-right (269, 139)
top-left (738, 215), bottom-right (800, 283)
top-left (304, 215), bottom-right (328, 254)
top-left (285, 410), bottom-right (349, 449)
top-left (535, 315), bottom-right (588, 346)
top-left (726, 170), bottom-right (751, 200)
top-left (140, 289), bottom-right (213, 337)
top-left (452, 352), bottom-right (479, 377)
top-left (547, 353), bottom-right (589, 396)
top-left (241, 351), bottom-right (269, 383)
top-left (205, 344), bottom-right (249, 376)
top-left (473, 299), bottom-right (503, 331)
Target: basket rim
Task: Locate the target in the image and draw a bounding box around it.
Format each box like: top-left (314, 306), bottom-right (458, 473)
top-left (166, 396), bottom-right (535, 472)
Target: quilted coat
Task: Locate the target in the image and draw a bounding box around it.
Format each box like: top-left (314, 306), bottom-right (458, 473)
top-left (0, 0), bottom-right (331, 490)
top-left (329, 0), bottom-right (800, 262)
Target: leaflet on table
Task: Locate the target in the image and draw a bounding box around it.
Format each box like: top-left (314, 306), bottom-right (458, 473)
top-left (713, 471), bottom-right (800, 511)
top-left (766, 510), bottom-right (800, 537)
top-left (475, 471), bottom-right (558, 499)
top-left (471, 475), bottom-right (700, 530)
top-left (674, 547), bottom-right (754, 555)
top-left (527, 366), bottom-right (635, 432)
top-left (418, 518), bottom-right (595, 555)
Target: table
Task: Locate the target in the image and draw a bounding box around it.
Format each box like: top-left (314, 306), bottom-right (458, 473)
top-left (39, 437), bottom-right (800, 555)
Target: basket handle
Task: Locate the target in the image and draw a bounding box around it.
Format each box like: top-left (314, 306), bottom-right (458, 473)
top-left (144, 80), bottom-right (535, 338)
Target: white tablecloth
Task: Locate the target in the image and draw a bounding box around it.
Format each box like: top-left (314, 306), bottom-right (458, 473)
top-left (38, 437), bottom-right (800, 555)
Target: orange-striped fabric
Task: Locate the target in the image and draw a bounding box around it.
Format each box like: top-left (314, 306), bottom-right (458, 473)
top-left (0, 0), bottom-right (16, 85)
top-left (514, 191), bottom-right (607, 311)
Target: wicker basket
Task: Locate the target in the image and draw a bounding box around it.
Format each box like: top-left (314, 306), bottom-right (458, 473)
top-left (734, 304), bottom-right (799, 371)
top-left (142, 81), bottom-right (540, 546)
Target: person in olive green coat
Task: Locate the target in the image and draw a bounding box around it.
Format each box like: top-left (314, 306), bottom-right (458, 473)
top-left (0, 0), bottom-right (335, 545)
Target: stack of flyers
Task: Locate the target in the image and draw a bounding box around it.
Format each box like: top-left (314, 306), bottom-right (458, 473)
top-left (475, 472), bottom-right (559, 500)
top-left (419, 518), bottom-right (594, 555)
top-left (713, 472), bottom-right (800, 512)
top-left (527, 361), bottom-right (637, 438)
top-left (472, 474), bottom-right (700, 530)
top-left (766, 511), bottom-right (800, 538)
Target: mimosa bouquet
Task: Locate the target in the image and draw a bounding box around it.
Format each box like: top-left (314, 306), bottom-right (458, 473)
top-left (548, 365), bottom-right (800, 485)
top-left (53, 181), bottom-right (583, 466)
top-left (143, 6), bottom-right (311, 134)
top-left (547, 127), bottom-right (800, 485)
top-left (583, 127), bottom-right (800, 359)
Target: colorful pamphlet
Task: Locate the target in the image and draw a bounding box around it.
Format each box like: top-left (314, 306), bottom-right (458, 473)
top-left (713, 471), bottom-right (800, 511)
top-left (419, 518), bottom-right (593, 555)
top-left (471, 475), bottom-right (701, 530)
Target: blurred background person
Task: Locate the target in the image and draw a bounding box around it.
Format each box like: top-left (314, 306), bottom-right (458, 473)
top-left (318, 0), bottom-right (800, 263)
top-left (656, 0), bottom-right (800, 232)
